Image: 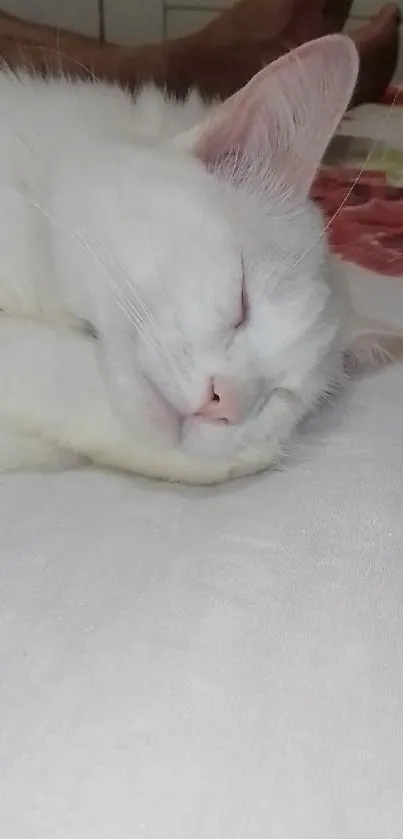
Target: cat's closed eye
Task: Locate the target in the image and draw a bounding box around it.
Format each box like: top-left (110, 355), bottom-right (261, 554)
top-left (234, 277), bottom-right (248, 330)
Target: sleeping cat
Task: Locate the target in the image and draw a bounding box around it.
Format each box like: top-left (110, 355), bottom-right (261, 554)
top-left (0, 35), bottom-right (398, 483)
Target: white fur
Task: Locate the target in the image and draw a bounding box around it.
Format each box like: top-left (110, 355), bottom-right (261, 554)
top-left (0, 38), bottom-right (368, 484)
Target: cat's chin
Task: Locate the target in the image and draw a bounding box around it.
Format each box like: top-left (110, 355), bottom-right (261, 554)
top-left (124, 439), bottom-right (279, 485)
top-left (179, 415), bottom-right (238, 460)
top-left (159, 419), bottom-right (281, 484)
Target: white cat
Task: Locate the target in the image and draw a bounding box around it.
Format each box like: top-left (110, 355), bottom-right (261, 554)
top-left (0, 35), bottom-right (399, 484)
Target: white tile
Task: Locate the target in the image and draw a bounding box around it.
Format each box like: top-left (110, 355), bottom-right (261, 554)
top-left (343, 15), bottom-right (370, 32)
top-left (166, 7), bottom-right (219, 39)
top-left (350, 0), bottom-right (402, 14)
top-left (165, 0), bottom-right (233, 9)
top-left (104, 0), bottom-right (164, 45)
top-left (0, 0), bottom-right (100, 37)
top-left (345, 12), bottom-right (403, 82)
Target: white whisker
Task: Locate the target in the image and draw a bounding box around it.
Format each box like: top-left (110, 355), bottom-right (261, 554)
top-left (90, 227), bottom-right (188, 387)
top-left (26, 197), bottom-right (164, 355)
top-left (292, 88), bottom-right (401, 271)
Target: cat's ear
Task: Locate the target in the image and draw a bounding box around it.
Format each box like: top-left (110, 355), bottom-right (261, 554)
top-left (179, 34), bottom-right (359, 197)
top-left (344, 317), bottom-right (403, 376)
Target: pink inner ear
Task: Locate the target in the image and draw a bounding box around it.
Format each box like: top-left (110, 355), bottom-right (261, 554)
top-left (193, 35), bottom-right (359, 196)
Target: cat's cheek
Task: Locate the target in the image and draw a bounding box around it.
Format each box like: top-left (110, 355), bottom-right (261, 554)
top-left (142, 388), bottom-right (181, 445)
top-left (111, 374), bottom-right (181, 448)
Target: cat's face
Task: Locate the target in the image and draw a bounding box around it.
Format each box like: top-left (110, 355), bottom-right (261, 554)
top-left (95, 36), bottom-right (360, 482)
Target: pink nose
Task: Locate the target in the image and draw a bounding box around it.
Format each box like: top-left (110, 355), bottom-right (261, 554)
top-left (194, 378), bottom-right (239, 424)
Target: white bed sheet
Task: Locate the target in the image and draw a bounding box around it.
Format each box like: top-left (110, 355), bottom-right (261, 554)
top-left (1, 264), bottom-right (403, 839)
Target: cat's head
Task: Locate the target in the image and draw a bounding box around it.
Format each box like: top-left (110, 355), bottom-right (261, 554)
top-left (92, 35), bottom-right (370, 483)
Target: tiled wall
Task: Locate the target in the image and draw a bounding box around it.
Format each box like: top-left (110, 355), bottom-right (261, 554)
top-left (0, 0), bottom-right (402, 79)
top-left (0, 0), bottom-right (101, 37)
top-left (347, 0), bottom-right (403, 80)
top-left (0, 0), bottom-right (229, 42)
top-left (164, 1), bottom-right (232, 40)
top-left (164, 0), bottom-right (403, 80)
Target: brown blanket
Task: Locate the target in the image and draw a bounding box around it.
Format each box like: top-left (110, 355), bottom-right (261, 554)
top-left (0, 1), bottom-right (399, 106)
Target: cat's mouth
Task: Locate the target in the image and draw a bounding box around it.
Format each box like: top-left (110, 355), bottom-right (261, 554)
top-left (142, 372), bottom-right (270, 458)
top-left (143, 377), bottom-right (235, 457)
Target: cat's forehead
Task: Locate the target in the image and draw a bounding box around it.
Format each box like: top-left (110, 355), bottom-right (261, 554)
top-left (145, 159), bottom-right (229, 225)
top-left (147, 206), bottom-right (241, 295)
top-left (138, 164), bottom-right (238, 259)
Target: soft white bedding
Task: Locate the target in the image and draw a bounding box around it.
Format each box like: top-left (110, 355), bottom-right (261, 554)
top-left (1, 258), bottom-right (402, 838)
